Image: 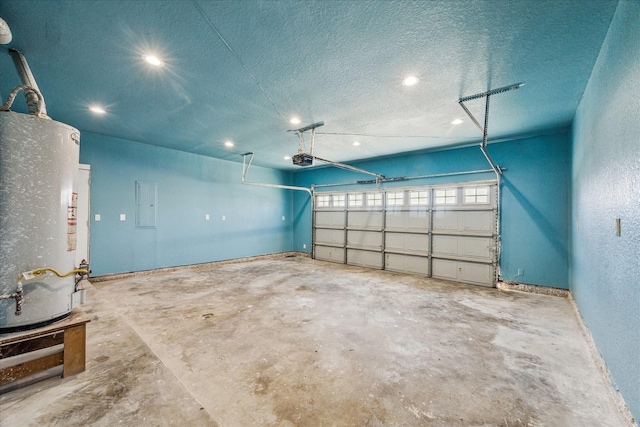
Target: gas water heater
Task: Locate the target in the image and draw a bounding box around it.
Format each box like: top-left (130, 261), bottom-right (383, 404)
top-left (0, 50), bottom-right (87, 331)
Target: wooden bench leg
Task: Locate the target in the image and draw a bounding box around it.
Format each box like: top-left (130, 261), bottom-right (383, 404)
top-left (63, 324), bottom-right (86, 377)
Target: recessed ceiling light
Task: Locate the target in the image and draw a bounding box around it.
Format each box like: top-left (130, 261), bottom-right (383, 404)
top-left (352, 141), bottom-right (361, 146)
top-left (224, 141), bottom-right (234, 147)
top-left (89, 105), bottom-right (106, 115)
top-left (284, 156), bottom-right (291, 160)
top-left (143, 54), bottom-right (164, 67)
top-left (402, 76), bottom-right (419, 86)
top-left (290, 117), bottom-right (301, 125)
top-left (451, 119), bottom-right (464, 125)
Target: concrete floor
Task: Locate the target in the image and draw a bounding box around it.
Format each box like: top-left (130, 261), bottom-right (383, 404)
top-left (0, 255), bottom-right (630, 426)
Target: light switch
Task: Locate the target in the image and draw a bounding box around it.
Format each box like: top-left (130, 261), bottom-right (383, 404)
top-left (120, 214), bottom-right (126, 221)
top-left (282, 216), bottom-right (286, 221)
top-left (94, 214), bottom-right (101, 222)
top-left (205, 214), bottom-right (210, 220)
top-left (221, 215), bottom-right (226, 221)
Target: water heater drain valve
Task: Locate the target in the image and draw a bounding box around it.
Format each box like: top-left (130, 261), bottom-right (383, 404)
top-left (0, 282), bottom-right (23, 315)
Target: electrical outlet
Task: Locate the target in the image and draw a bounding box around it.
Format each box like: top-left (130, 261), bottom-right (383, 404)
top-left (94, 214), bottom-right (101, 221)
top-left (282, 216), bottom-right (286, 221)
top-left (221, 215), bottom-right (226, 221)
top-left (205, 214), bottom-right (210, 220)
top-left (120, 214), bottom-right (126, 221)
top-left (303, 244), bottom-right (307, 249)
top-left (517, 268), bottom-right (524, 276)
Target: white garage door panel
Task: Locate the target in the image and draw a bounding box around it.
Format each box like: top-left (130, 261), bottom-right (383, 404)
top-left (385, 253), bottom-right (429, 275)
top-left (432, 235), bottom-right (458, 256)
top-left (432, 211), bottom-right (458, 231)
top-left (458, 236), bottom-right (494, 259)
top-left (386, 210), bottom-right (429, 230)
top-left (347, 249), bottom-right (383, 269)
top-left (348, 211), bottom-right (383, 229)
top-left (432, 235), bottom-right (494, 259)
top-left (315, 228), bottom-right (344, 245)
top-left (315, 211), bottom-right (345, 228)
top-left (347, 230), bottom-right (382, 249)
top-left (432, 259), bottom-right (458, 280)
top-left (459, 262), bottom-right (494, 286)
top-left (386, 232), bottom-right (430, 254)
top-left (433, 211), bottom-right (495, 234)
top-left (432, 259), bottom-right (494, 286)
top-left (315, 246), bottom-right (345, 263)
top-left (459, 211), bottom-right (494, 233)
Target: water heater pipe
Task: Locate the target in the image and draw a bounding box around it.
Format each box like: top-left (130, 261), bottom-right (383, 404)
top-left (0, 84), bottom-right (46, 117)
top-left (0, 267), bottom-right (89, 316)
top-left (0, 283), bottom-right (22, 315)
top-left (8, 49), bottom-right (48, 116)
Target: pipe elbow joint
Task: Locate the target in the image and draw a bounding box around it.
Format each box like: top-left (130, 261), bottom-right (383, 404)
top-left (15, 288), bottom-right (23, 315)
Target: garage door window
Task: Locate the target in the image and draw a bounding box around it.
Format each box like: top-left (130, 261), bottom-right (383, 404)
top-left (410, 190), bottom-right (429, 206)
top-left (349, 193), bottom-right (363, 207)
top-left (367, 193), bottom-right (383, 207)
top-left (387, 191), bottom-right (404, 206)
top-left (435, 188), bottom-right (456, 205)
top-left (333, 194), bottom-right (346, 207)
top-left (463, 187), bottom-right (489, 204)
top-left (317, 194), bottom-right (330, 207)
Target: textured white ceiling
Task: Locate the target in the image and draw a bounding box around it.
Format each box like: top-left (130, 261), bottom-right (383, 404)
top-left (0, 0), bottom-right (618, 169)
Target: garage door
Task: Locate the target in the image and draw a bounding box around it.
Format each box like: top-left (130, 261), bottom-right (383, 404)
top-left (314, 194), bottom-right (346, 263)
top-left (430, 184), bottom-right (497, 286)
top-left (313, 181), bottom-right (498, 287)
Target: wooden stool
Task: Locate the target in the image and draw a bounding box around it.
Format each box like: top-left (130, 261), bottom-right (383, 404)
top-left (0, 308), bottom-right (90, 389)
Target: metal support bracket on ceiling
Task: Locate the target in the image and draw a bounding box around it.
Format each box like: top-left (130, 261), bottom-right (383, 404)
top-left (457, 81), bottom-right (523, 284)
top-left (289, 121), bottom-right (324, 156)
top-left (241, 152), bottom-right (313, 196)
top-left (288, 121), bottom-right (385, 184)
top-left (457, 82), bottom-right (524, 176)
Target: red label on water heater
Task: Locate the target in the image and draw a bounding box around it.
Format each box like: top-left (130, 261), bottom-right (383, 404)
top-left (67, 192), bottom-right (78, 252)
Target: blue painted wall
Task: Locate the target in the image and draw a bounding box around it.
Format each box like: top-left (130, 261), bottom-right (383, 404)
top-left (571, 0), bottom-right (640, 420)
top-left (80, 133), bottom-right (294, 276)
top-left (293, 132), bottom-right (571, 289)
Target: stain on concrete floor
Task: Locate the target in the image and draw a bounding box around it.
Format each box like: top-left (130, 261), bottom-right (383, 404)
top-left (0, 256), bottom-right (630, 426)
